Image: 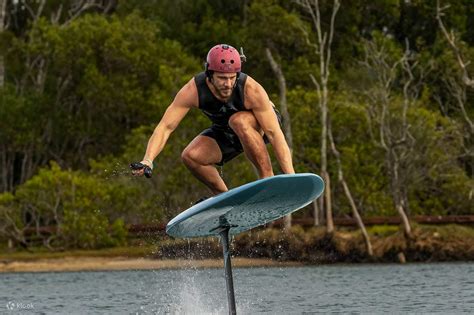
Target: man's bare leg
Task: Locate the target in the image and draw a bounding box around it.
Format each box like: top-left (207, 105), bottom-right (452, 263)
top-left (229, 112), bottom-right (274, 178)
top-left (181, 135), bottom-right (228, 195)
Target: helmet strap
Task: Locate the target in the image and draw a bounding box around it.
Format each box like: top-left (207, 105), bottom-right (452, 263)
top-left (204, 62), bottom-right (213, 80)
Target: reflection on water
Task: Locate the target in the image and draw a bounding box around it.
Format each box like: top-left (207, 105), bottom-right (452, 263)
top-left (1, 263), bottom-right (473, 314)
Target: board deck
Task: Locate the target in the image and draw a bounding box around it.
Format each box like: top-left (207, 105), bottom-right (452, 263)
top-left (166, 173), bottom-right (324, 238)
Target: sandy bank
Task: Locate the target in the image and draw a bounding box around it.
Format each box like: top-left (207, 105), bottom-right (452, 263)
top-left (0, 257), bottom-right (302, 273)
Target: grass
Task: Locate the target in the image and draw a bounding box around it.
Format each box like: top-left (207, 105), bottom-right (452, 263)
top-left (416, 224), bottom-right (474, 239)
top-left (366, 224), bottom-right (400, 236)
top-left (365, 223), bottom-right (474, 238)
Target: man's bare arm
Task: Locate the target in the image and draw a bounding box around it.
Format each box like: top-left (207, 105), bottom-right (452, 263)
top-left (245, 77), bottom-right (295, 174)
top-left (141, 79), bottom-right (198, 168)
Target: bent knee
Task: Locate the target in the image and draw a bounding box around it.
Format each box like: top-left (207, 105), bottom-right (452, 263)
top-left (181, 148), bottom-right (198, 165)
top-left (182, 146), bottom-right (218, 166)
top-left (229, 112), bottom-right (258, 133)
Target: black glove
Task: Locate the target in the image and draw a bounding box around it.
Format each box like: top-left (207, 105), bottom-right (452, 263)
top-left (130, 162), bottom-right (153, 178)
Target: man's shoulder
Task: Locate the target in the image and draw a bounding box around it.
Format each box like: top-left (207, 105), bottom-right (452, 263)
top-left (174, 77), bottom-right (199, 108)
top-left (243, 75), bottom-right (269, 109)
top-left (243, 74), bottom-right (265, 88)
top-left (182, 76), bottom-right (198, 91)
top-left (243, 75), bottom-right (266, 95)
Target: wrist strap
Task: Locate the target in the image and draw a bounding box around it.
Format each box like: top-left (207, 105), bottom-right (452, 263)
top-left (142, 158), bottom-right (154, 169)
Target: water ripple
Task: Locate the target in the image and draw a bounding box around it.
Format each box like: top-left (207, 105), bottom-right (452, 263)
top-left (0, 263), bottom-right (473, 314)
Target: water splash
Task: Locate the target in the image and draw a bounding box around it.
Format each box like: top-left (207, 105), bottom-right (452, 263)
top-left (101, 162), bottom-right (132, 180)
top-left (169, 270), bottom-right (226, 314)
top-left (135, 262), bottom-right (254, 314)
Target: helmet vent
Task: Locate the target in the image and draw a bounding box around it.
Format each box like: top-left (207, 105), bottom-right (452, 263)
top-left (221, 59), bottom-right (225, 63)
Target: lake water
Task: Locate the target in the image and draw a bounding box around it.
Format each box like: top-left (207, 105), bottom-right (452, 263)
top-left (1, 262), bottom-right (473, 314)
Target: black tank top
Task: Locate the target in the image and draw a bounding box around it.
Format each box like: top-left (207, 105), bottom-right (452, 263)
top-left (194, 72), bottom-right (248, 129)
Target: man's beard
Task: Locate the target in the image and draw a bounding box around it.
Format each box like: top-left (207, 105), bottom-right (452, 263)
top-left (220, 88), bottom-right (232, 95)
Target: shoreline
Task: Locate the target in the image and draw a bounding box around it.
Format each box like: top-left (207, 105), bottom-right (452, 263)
top-left (0, 256), bottom-right (302, 273)
top-left (2, 224), bottom-right (473, 272)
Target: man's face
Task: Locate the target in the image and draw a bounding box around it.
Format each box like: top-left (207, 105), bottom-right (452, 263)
top-left (211, 72), bottom-right (238, 98)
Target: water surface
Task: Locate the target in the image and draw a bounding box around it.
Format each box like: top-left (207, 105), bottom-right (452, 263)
top-left (1, 263), bottom-right (473, 314)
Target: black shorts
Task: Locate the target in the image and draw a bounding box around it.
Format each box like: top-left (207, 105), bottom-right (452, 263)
top-left (200, 109), bottom-right (282, 166)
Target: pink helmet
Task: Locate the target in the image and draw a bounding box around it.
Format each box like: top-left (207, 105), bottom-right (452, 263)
top-left (206, 44), bottom-right (242, 73)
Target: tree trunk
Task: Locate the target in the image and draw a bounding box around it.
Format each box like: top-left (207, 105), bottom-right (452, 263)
top-left (309, 74), bottom-right (334, 233)
top-left (0, 0), bottom-right (6, 87)
top-left (299, 0), bottom-right (340, 232)
top-left (265, 49), bottom-right (294, 152)
top-left (328, 121), bottom-right (373, 256)
top-left (396, 204), bottom-right (412, 237)
top-left (390, 156), bottom-right (412, 237)
top-left (265, 47), bottom-right (294, 229)
top-left (321, 85), bottom-right (334, 233)
top-left (313, 199), bottom-right (320, 226)
top-left (341, 179), bottom-right (373, 255)
top-left (323, 171), bottom-right (333, 233)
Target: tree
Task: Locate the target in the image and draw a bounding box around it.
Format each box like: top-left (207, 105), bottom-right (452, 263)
top-left (0, 192), bottom-right (28, 249)
top-left (0, 11), bottom-right (200, 192)
top-left (360, 35), bottom-right (413, 236)
top-left (295, 0), bottom-right (340, 233)
top-left (0, 0), bottom-right (6, 87)
top-left (436, 0), bottom-right (473, 184)
top-left (0, 161), bottom-right (161, 250)
top-left (328, 119), bottom-right (373, 256)
top-left (436, 0), bottom-right (474, 89)
top-left (358, 32), bottom-right (450, 237)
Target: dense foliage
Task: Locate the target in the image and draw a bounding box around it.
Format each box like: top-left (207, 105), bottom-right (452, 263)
top-left (0, 0), bottom-right (472, 249)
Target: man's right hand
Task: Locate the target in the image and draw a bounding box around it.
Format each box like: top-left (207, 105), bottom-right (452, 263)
top-left (130, 161), bottom-right (153, 178)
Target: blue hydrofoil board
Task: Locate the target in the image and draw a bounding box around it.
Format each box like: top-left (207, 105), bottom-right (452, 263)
top-left (166, 173), bottom-right (324, 238)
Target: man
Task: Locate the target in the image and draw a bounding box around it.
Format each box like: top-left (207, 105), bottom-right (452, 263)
top-left (131, 44), bottom-right (294, 196)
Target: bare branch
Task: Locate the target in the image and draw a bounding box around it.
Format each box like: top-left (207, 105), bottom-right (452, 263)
top-left (445, 76), bottom-right (474, 133)
top-left (64, 0), bottom-right (103, 26)
top-left (401, 40), bottom-right (415, 139)
top-left (309, 73), bottom-right (321, 96)
top-left (0, 0), bottom-right (6, 87)
top-left (436, 0), bottom-right (474, 88)
top-left (51, 4), bottom-right (63, 24)
top-left (359, 35), bottom-right (423, 237)
top-left (328, 117), bottom-right (373, 255)
top-left (325, 0), bottom-right (340, 76)
top-left (0, 0), bottom-right (6, 30)
top-left (296, 0), bottom-right (340, 233)
top-left (265, 47), bottom-right (293, 151)
top-left (297, 23), bottom-right (319, 54)
top-left (23, 1), bottom-right (37, 21)
top-left (265, 47), bottom-right (293, 228)
top-left (36, 0), bottom-right (46, 20)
